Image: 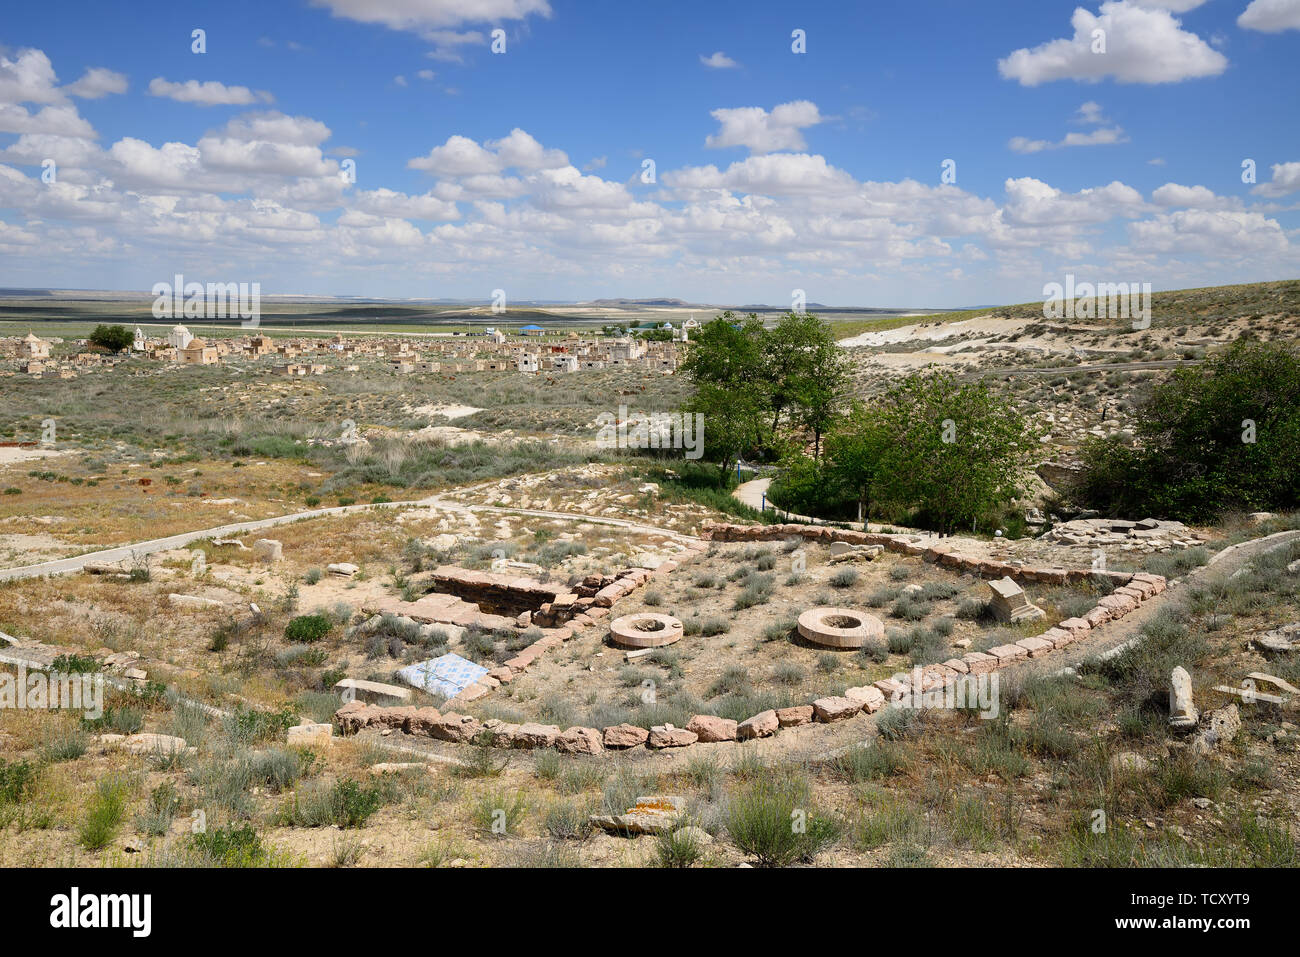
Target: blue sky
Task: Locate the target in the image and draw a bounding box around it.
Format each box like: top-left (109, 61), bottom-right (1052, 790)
top-left (1, 0), bottom-right (1298, 306)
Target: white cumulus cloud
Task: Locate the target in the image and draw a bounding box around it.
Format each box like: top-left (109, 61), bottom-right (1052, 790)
top-left (1252, 161), bottom-right (1300, 197)
top-left (998, 1), bottom-right (1227, 85)
top-left (65, 68), bottom-right (128, 99)
top-left (148, 77), bottom-right (273, 106)
top-left (700, 51), bottom-right (739, 68)
top-left (705, 101), bottom-right (823, 154)
top-left (1238, 0), bottom-right (1300, 31)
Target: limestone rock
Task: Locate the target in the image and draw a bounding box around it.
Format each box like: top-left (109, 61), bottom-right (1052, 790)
top-left (1190, 704), bottom-right (1240, 755)
top-left (812, 696), bottom-right (862, 722)
top-left (334, 677), bottom-right (411, 706)
top-left (1253, 621), bottom-right (1300, 654)
top-left (676, 825), bottom-right (714, 846)
top-left (647, 725), bottom-right (697, 749)
top-left (590, 795), bottom-right (686, 836)
top-left (1168, 666), bottom-right (1198, 731)
top-left (987, 577), bottom-right (1045, 624)
top-left (122, 733), bottom-right (188, 756)
top-left (555, 726), bottom-right (603, 755)
top-left (1110, 751), bottom-right (1151, 774)
top-left (402, 707), bottom-right (444, 736)
top-left (168, 594), bottom-right (222, 610)
top-left (736, 709), bottom-right (779, 739)
top-left (685, 714), bottom-right (738, 742)
top-left (602, 723), bottom-right (649, 749)
top-left (512, 723), bottom-right (561, 749)
top-left (844, 686), bottom-right (886, 713)
top-left (429, 712), bottom-right (484, 743)
top-left (775, 705), bottom-right (814, 727)
top-left (286, 723), bottom-right (332, 748)
top-left (252, 539), bottom-right (282, 563)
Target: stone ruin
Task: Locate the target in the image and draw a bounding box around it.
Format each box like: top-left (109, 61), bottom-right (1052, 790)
top-left (608, 613), bottom-right (683, 649)
top-left (327, 525), bottom-right (1180, 767)
top-left (796, 607), bottom-right (885, 650)
top-left (364, 563), bottom-right (668, 632)
top-left (987, 576), bottom-right (1045, 624)
top-left (1044, 517), bottom-right (1206, 553)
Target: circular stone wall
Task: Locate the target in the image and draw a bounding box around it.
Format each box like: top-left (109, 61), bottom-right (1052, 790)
top-left (609, 613), bottom-right (684, 649)
top-left (797, 607), bottom-right (884, 650)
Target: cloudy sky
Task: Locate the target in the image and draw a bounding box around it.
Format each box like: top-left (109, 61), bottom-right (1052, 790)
top-left (1, 0), bottom-right (1298, 307)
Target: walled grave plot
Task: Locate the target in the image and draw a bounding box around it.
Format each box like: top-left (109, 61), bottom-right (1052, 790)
top-left (460, 539), bottom-right (1107, 732)
top-left (334, 517), bottom-right (701, 705)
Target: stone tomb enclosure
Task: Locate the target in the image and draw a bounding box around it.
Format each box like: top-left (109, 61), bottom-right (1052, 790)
top-left (391, 536), bottom-right (1116, 736)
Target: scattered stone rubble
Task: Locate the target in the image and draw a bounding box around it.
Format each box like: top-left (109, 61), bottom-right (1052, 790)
top-left (703, 521), bottom-right (1144, 588)
top-left (1042, 517), bottom-right (1206, 553)
top-left (1253, 622), bottom-right (1300, 654)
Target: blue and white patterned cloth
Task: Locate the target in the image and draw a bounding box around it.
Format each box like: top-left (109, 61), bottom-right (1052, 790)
top-left (397, 653), bottom-right (489, 698)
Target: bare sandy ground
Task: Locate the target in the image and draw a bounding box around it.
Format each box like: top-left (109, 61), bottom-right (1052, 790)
top-left (0, 447), bottom-right (65, 465)
top-left (838, 314), bottom-right (1012, 348)
top-left (410, 404), bottom-right (483, 420)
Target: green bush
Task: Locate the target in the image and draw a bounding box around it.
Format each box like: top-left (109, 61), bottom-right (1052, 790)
top-left (1074, 341), bottom-right (1300, 521)
top-left (284, 613), bottom-right (332, 643)
top-left (655, 825), bottom-right (706, 868)
top-left (189, 823), bottom-right (272, 867)
top-left (726, 777), bottom-right (840, 867)
top-left (279, 778), bottom-right (389, 828)
top-left (0, 759), bottom-right (37, 804)
top-left (79, 776), bottom-right (131, 850)
top-left (223, 705), bottom-right (297, 746)
top-left (773, 371), bottom-right (1035, 534)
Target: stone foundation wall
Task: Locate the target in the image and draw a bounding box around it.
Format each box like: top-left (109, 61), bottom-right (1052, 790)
top-left (702, 522), bottom-right (1138, 587)
top-left (336, 566), bottom-right (1168, 757)
top-left (362, 546), bottom-right (710, 707)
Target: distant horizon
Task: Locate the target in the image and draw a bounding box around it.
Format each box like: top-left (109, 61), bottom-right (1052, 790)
top-left (0, 284), bottom-right (982, 312)
top-left (6, 278), bottom-right (1295, 316)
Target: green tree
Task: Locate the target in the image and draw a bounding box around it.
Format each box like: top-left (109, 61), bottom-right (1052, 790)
top-left (868, 372), bottom-right (1035, 534)
top-left (680, 311), bottom-right (850, 465)
top-left (680, 312), bottom-right (770, 469)
top-left (686, 381), bottom-right (767, 480)
top-left (763, 312), bottom-right (851, 459)
top-left (1075, 340), bottom-right (1300, 521)
top-left (680, 311), bottom-right (767, 394)
top-left (823, 400), bottom-right (893, 523)
top-left (88, 324), bottom-right (133, 353)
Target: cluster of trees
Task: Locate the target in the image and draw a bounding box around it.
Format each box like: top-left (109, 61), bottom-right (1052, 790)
top-left (681, 311), bottom-right (849, 469)
top-left (681, 311), bottom-right (1034, 534)
top-left (1073, 340), bottom-right (1300, 522)
top-left (771, 372), bottom-right (1036, 534)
